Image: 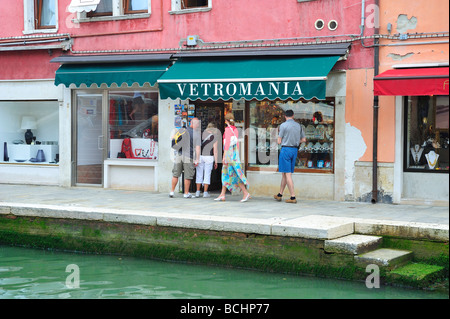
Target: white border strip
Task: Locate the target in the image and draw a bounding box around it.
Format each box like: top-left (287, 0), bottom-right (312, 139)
top-left (158, 76), bottom-right (327, 83)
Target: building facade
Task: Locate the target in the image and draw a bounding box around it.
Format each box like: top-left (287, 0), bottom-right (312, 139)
top-left (372, 0), bottom-right (449, 205)
top-left (0, 0), bottom-right (448, 205)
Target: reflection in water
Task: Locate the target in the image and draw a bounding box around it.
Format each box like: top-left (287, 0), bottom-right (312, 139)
top-left (0, 245), bottom-right (446, 299)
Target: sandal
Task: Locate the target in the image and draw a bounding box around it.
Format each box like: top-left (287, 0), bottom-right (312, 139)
top-left (240, 193), bottom-right (251, 202)
top-left (214, 195), bottom-right (226, 201)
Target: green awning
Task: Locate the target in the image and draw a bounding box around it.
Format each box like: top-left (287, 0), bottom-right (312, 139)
top-left (157, 55), bottom-right (340, 101)
top-left (54, 62), bottom-right (170, 88)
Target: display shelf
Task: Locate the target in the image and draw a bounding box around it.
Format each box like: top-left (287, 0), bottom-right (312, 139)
top-left (249, 120), bottom-right (334, 169)
top-left (5, 144), bottom-right (58, 164)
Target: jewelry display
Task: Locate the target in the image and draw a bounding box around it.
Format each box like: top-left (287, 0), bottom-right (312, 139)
top-left (410, 144), bottom-right (423, 165)
top-left (298, 121), bottom-right (333, 168)
top-left (313, 142), bottom-right (322, 152)
top-left (249, 100), bottom-right (334, 170)
top-left (425, 150), bottom-right (439, 169)
top-left (404, 96), bottom-right (448, 172)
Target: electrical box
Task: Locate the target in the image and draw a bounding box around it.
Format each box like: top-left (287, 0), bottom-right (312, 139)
top-left (186, 35), bottom-right (199, 46)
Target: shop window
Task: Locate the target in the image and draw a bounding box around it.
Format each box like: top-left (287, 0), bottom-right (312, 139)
top-left (405, 96), bottom-right (449, 172)
top-left (108, 92), bottom-right (159, 160)
top-left (0, 101), bottom-right (59, 165)
top-left (248, 99), bottom-right (334, 172)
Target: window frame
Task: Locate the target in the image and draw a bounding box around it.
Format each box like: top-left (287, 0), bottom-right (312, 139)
top-left (181, 0), bottom-right (208, 10)
top-left (107, 89), bottom-right (159, 161)
top-left (124, 0), bottom-right (149, 14)
top-left (0, 99), bottom-right (60, 166)
top-left (78, 0), bottom-right (151, 22)
top-left (34, 0), bottom-right (56, 29)
top-left (403, 95), bottom-right (449, 174)
top-left (245, 98), bottom-right (335, 174)
top-left (170, 0), bottom-right (211, 14)
top-left (23, 0), bottom-right (58, 34)
top-left (86, 0), bottom-right (113, 17)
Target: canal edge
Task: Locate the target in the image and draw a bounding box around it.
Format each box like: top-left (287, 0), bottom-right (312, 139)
top-left (0, 202), bottom-right (448, 290)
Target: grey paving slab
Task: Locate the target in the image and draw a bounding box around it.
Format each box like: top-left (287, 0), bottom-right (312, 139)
top-left (0, 184), bottom-right (448, 241)
top-left (1, 184), bottom-right (447, 224)
top-left (271, 215), bottom-right (354, 239)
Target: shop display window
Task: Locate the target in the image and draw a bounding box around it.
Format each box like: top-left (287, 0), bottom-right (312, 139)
top-left (405, 96), bottom-right (449, 172)
top-left (108, 91), bottom-right (159, 160)
top-left (248, 99), bottom-right (334, 171)
top-left (0, 101), bottom-right (59, 165)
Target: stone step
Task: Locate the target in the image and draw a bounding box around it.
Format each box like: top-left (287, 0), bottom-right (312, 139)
top-left (354, 248), bottom-right (413, 269)
top-left (271, 215), bottom-right (354, 240)
top-left (324, 234), bottom-right (382, 255)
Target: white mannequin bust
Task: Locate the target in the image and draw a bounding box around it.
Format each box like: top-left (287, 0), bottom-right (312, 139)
top-left (410, 144), bottom-right (423, 165)
top-left (425, 150), bottom-right (439, 169)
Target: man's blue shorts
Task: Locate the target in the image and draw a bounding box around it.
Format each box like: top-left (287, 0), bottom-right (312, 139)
top-left (279, 147), bottom-right (297, 173)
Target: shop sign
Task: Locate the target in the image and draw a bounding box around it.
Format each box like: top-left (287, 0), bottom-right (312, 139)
top-left (159, 80), bottom-right (326, 101)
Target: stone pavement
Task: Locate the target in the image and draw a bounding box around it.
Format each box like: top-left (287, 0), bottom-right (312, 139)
top-left (0, 184), bottom-right (448, 241)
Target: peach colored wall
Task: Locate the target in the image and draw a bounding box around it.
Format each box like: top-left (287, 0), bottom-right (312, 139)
top-left (345, 68), bottom-right (396, 163)
top-left (378, 0), bottom-right (449, 72)
top-left (345, 0), bottom-right (449, 164)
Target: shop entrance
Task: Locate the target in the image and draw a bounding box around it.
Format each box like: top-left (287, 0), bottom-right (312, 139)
top-left (73, 92), bottom-right (106, 186)
top-left (193, 101), bottom-right (225, 192)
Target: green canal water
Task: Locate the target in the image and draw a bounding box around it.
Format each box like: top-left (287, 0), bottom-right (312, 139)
top-left (0, 245), bottom-right (447, 299)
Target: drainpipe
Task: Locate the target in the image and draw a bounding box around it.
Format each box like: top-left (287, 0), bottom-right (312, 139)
top-left (372, 0), bottom-right (380, 204)
top-left (360, 0), bottom-right (366, 36)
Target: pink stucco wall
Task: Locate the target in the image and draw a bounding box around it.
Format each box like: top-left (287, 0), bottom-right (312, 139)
top-left (0, 51), bottom-right (59, 80)
top-left (0, 0), bottom-right (375, 80)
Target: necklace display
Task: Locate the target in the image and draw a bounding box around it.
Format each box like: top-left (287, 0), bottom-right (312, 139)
top-left (410, 144), bottom-right (423, 165)
top-left (425, 150), bottom-right (439, 169)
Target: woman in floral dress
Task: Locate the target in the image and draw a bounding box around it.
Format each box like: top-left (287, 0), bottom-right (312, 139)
top-left (214, 113), bottom-right (251, 202)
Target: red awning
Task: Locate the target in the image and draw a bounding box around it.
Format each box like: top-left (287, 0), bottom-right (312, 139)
top-left (374, 67), bottom-right (449, 96)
